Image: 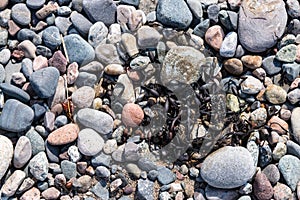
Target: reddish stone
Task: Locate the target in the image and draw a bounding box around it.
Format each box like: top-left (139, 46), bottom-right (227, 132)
top-left (122, 103), bottom-right (144, 127)
top-left (253, 172), bottom-right (273, 200)
top-left (33, 55), bottom-right (48, 71)
top-left (12, 50), bottom-right (24, 61)
top-left (67, 62), bottom-right (79, 85)
top-left (20, 187), bottom-right (40, 200)
top-left (8, 20), bottom-right (20, 36)
top-left (49, 51), bottom-right (68, 73)
top-left (47, 124), bottom-right (79, 145)
top-left (36, 2), bottom-right (58, 20)
top-left (41, 187), bottom-right (60, 200)
top-left (267, 116), bottom-right (289, 135)
top-left (205, 25), bottom-right (225, 51)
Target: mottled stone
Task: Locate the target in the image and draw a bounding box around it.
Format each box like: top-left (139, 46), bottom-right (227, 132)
top-left (273, 182), bottom-right (293, 200)
top-left (253, 172), bottom-right (274, 200)
top-left (41, 187), bottom-right (60, 200)
top-left (264, 84), bottom-right (287, 104)
top-left (0, 135), bottom-right (13, 180)
top-left (1, 170), bottom-right (26, 197)
top-left (240, 76), bottom-right (264, 94)
top-left (72, 86), bottom-right (95, 109)
top-left (122, 103), bottom-right (144, 127)
top-left (11, 3), bottom-right (31, 26)
top-left (241, 55), bottom-right (262, 69)
top-left (14, 136), bottom-right (32, 168)
top-left (137, 25), bottom-right (162, 48)
top-left (29, 152), bottom-right (49, 181)
top-left (47, 124), bottom-right (79, 145)
top-left (48, 51), bottom-right (68, 73)
top-left (205, 25), bottom-right (225, 51)
top-left (137, 179), bottom-right (154, 200)
top-left (88, 22), bottom-right (108, 47)
top-left (276, 44), bottom-right (297, 62)
top-left (278, 155), bottom-right (300, 191)
top-left (77, 128), bottom-right (104, 156)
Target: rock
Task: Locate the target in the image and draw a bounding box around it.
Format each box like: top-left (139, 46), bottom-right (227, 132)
top-left (262, 164), bottom-right (280, 185)
top-left (283, 62), bottom-right (300, 82)
top-left (205, 25), bottom-right (225, 51)
top-left (287, 140), bottom-right (300, 159)
top-left (276, 44), bottom-right (297, 62)
top-left (14, 136), bottom-right (32, 168)
top-left (70, 11), bottom-right (92, 37)
top-left (0, 0), bottom-right (8, 10)
top-left (74, 175), bottom-right (92, 193)
top-left (26, 0), bottom-right (45, 9)
top-left (75, 72), bottom-right (97, 88)
top-left (112, 74), bottom-right (135, 104)
top-left (42, 26), bottom-right (61, 51)
top-left (272, 142), bottom-right (287, 161)
top-left (67, 62), bottom-right (79, 84)
top-left (137, 179), bottom-right (154, 200)
top-left (264, 84), bottom-right (287, 104)
top-left (121, 33), bottom-right (139, 57)
top-left (77, 128), bottom-right (104, 156)
top-left (41, 187), bottom-right (60, 200)
top-left (48, 51), bottom-right (67, 73)
top-left (207, 4), bottom-right (219, 24)
top-left (287, 0), bottom-right (300, 18)
top-left (205, 185), bottom-right (239, 200)
top-left (83, 0), bottom-right (117, 25)
top-left (88, 22), bottom-right (108, 48)
top-left (29, 152), bottom-right (49, 181)
top-left (220, 32), bottom-right (237, 57)
top-left (30, 67), bottom-right (60, 98)
top-left (11, 3), bottom-right (31, 26)
top-left (121, 103), bottom-right (144, 127)
top-left (123, 142), bottom-right (139, 161)
top-left (33, 55), bottom-right (48, 71)
top-left (273, 182), bottom-right (293, 200)
top-left (48, 76), bottom-right (66, 108)
top-left (291, 107), bottom-right (300, 144)
top-left (47, 124), bottom-right (79, 145)
top-left (156, 0), bottom-right (192, 29)
top-left (240, 76), bottom-right (264, 95)
top-left (226, 94), bottom-right (240, 112)
top-left (55, 17), bottom-right (72, 35)
top-left (8, 20), bottom-right (20, 37)
top-left (26, 128), bottom-right (45, 156)
top-left (160, 46), bottom-right (205, 85)
top-left (36, 45), bottom-right (52, 58)
top-left (68, 145), bottom-right (81, 162)
top-left (0, 135), bottom-right (13, 180)
top-left (91, 182), bottom-right (109, 200)
top-left (76, 108), bottom-right (114, 135)
top-left (252, 68), bottom-right (266, 80)
top-left (61, 160), bottom-right (77, 180)
top-left (57, 6), bottom-right (72, 16)
top-left (72, 86), bottom-right (95, 109)
top-left (18, 40), bottom-right (36, 59)
top-left (0, 64), bottom-right (4, 83)
top-left (11, 73), bottom-right (26, 87)
top-left (64, 34), bottom-right (95, 66)
top-left (137, 25), bottom-right (162, 48)
top-left (36, 2), bottom-right (58, 20)
top-left (126, 163), bottom-right (141, 178)
top-left (20, 187), bottom-right (40, 200)
top-left (288, 88), bottom-right (300, 104)
top-left (268, 116), bottom-right (289, 135)
top-left (241, 55), bottom-right (262, 69)
top-left (250, 108), bottom-right (267, 128)
top-left (95, 166), bottom-right (110, 178)
top-left (0, 49), bottom-right (10, 65)
top-left (103, 139), bottom-right (117, 154)
top-left (1, 170), bottom-right (26, 197)
top-left (0, 99), bottom-right (34, 132)
top-left (253, 172), bottom-right (273, 200)
top-left (0, 28), bottom-right (8, 46)
top-left (104, 64), bottom-right (125, 75)
top-left (0, 83), bottom-right (30, 103)
top-left (157, 167), bottom-right (176, 185)
top-left (278, 155), bottom-right (300, 191)
top-left (193, 19), bottom-right (210, 38)
top-left (238, 0), bottom-right (287, 52)
top-left (107, 23), bottom-right (121, 44)
top-left (201, 146), bottom-right (256, 189)
top-left (92, 152), bottom-right (111, 167)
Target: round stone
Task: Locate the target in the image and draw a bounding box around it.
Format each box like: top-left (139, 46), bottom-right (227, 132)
top-left (276, 44), bottom-right (297, 62)
top-left (205, 25), bottom-right (225, 51)
top-left (262, 164), bottom-right (280, 185)
top-left (240, 76), bottom-right (264, 94)
top-left (273, 183), bottom-right (293, 200)
top-left (220, 32), bottom-right (238, 58)
top-left (223, 58), bottom-right (243, 75)
top-left (47, 124), bottom-right (80, 145)
top-left (0, 135), bottom-right (13, 180)
top-left (14, 136), bottom-right (32, 168)
top-left (72, 86), bottom-right (95, 109)
top-left (241, 55), bottom-right (262, 69)
top-left (11, 3), bottom-right (31, 26)
top-left (77, 128), bottom-right (104, 156)
top-left (122, 103), bottom-right (144, 127)
top-left (42, 26), bottom-right (61, 50)
top-left (88, 21), bottom-right (108, 48)
top-left (201, 146), bottom-right (256, 189)
top-left (29, 152), bottom-right (49, 181)
top-left (41, 187), bottom-right (60, 200)
top-left (1, 170), bottom-right (26, 197)
top-left (20, 187), bottom-right (40, 200)
top-left (253, 172), bottom-right (274, 200)
top-left (265, 84), bottom-right (287, 104)
top-left (278, 155), bottom-right (300, 191)
top-left (291, 107), bottom-right (300, 144)
top-left (26, 0), bottom-right (45, 9)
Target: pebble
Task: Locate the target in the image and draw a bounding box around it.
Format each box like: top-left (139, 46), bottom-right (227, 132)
top-left (70, 11), bottom-right (92, 37)
top-left (26, 0), bottom-right (45, 9)
top-left (29, 67), bottom-right (60, 98)
top-left (20, 187), bottom-right (40, 200)
top-left (156, 0), bottom-right (192, 29)
top-left (0, 82), bottom-right (30, 103)
top-left (76, 108), bottom-right (114, 135)
top-left (283, 62), bottom-right (300, 82)
top-left (201, 146), bottom-right (255, 189)
top-left (238, 0), bottom-right (287, 52)
top-left (107, 23), bottom-right (121, 44)
top-left (33, 55), bottom-right (48, 71)
top-left (264, 84), bottom-right (287, 104)
top-left (137, 179), bottom-right (154, 200)
top-left (13, 136), bottom-right (32, 168)
top-left (103, 139), bottom-right (118, 154)
top-left (205, 186), bottom-right (239, 200)
top-left (262, 164), bottom-right (280, 185)
top-left (223, 59), bottom-right (243, 76)
top-left (88, 21), bottom-right (108, 48)
top-left (291, 107), bottom-right (300, 144)
top-left (57, 6), bottom-right (71, 16)
top-left (161, 46), bottom-right (205, 85)
top-left (207, 4), bottom-right (219, 24)
top-left (272, 142), bottom-right (287, 161)
top-left (48, 50), bottom-right (67, 73)
top-left (68, 146), bottom-right (81, 162)
top-left (74, 175), bottom-right (92, 193)
top-left (1, 170), bottom-right (25, 197)
top-left (157, 167), bottom-right (176, 185)
top-left (92, 152), bottom-right (111, 167)
top-left (75, 72), bottom-right (97, 88)
top-left (72, 86), bottom-right (95, 109)
top-left (0, 27), bottom-right (8, 46)
top-left (252, 68), bottom-right (266, 80)
top-left (0, 64), bottom-right (4, 83)
top-left (96, 166), bottom-right (110, 178)
top-left (36, 2), bottom-right (58, 20)
top-left (77, 128), bottom-right (104, 156)
top-left (112, 74), bottom-right (135, 104)
top-left (0, 135), bottom-right (13, 180)
top-left (61, 160), bottom-right (77, 180)
top-left (41, 187), bottom-right (60, 200)
top-left (273, 182), bottom-right (293, 200)
top-left (122, 103), bottom-right (144, 127)
top-left (278, 155), bottom-right (300, 191)
top-left (288, 88), bottom-right (300, 104)
top-left (287, 0), bottom-right (300, 18)
top-left (55, 17), bottom-right (72, 35)
top-left (36, 45), bottom-right (52, 58)
top-left (123, 142), bottom-right (139, 161)
top-left (220, 32), bottom-right (237, 57)
top-left (26, 128), bottom-right (45, 156)
top-left (12, 72), bottom-right (27, 86)
top-left (0, 99), bottom-right (34, 132)
top-left (18, 40), bottom-right (36, 59)
top-left (193, 19), bottom-right (210, 38)
top-left (268, 116), bottom-right (289, 135)
top-left (95, 43), bottom-right (123, 65)
top-left (11, 3), bottom-right (31, 26)
top-left (259, 144), bottom-right (273, 168)
top-left (29, 152), bottom-right (49, 181)
top-left (67, 62), bottom-right (79, 84)
top-left (121, 33), bottom-right (139, 57)
top-left (241, 55), bottom-right (262, 69)
top-left (276, 44), bottom-right (297, 62)
top-left (137, 25), bottom-right (162, 48)
top-left (104, 64), bottom-right (125, 75)
top-left (226, 93), bottom-right (240, 112)
top-left (240, 75), bottom-right (264, 94)
top-left (0, 49), bottom-right (10, 65)
top-left (64, 34), bottom-right (95, 66)
top-left (0, 0), bottom-right (8, 10)
top-left (287, 140), bottom-right (300, 159)
top-left (91, 182), bottom-right (109, 200)
top-left (138, 158), bottom-right (157, 172)
top-left (82, 0), bottom-right (117, 25)
top-left (47, 124), bottom-right (79, 145)
top-left (205, 25), bottom-right (225, 51)
top-left (253, 172), bottom-right (274, 200)
top-left (42, 26), bottom-right (61, 50)
top-left (126, 163), bottom-right (141, 178)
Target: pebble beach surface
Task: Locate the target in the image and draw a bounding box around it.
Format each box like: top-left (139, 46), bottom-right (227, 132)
top-left (0, 0), bottom-right (300, 199)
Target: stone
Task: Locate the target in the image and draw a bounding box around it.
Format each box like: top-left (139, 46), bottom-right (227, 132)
top-left (48, 76), bottom-right (66, 108)
top-left (107, 23), bottom-right (121, 44)
top-left (238, 0), bottom-right (287, 52)
top-left (0, 99), bottom-right (34, 132)
top-left (103, 139), bottom-right (117, 154)
top-left (268, 116), bottom-right (289, 135)
top-left (47, 124), bottom-right (79, 145)
top-left (272, 142), bottom-right (287, 161)
top-left (83, 0), bottom-right (117, 25)
top-left (0, 64), bottom-right (4, 83)
top-left (67, 62), bottom-right (79, 84)
top-left (250, 108), bottom-right (267, 127)
top-left (77, 128), bottom-right (104, 156)
top-left (36, 45), bottom-right (52, 58)
top-left (276, 44), bottom-right (297, 62)
top-left (0, 83), bottom-right (30, 103)
top-left (157, 167), bottom-right (176, 185)
top-left (48, 51), bottom-right (67, 73)
top-left (76, 108), bottom-right (114, 135)
top-left (137, 179), bottom-right (154, 200)
top-left (95, 166), bottom-right (110, 178)
top-left (160, 46), bottom-right (205, 85)
top-left (11, 3), bottom-right (31, 26)
top-left (61, 160), bottom-right (77, 180)
top-left (42, 26), bottom-right (61, 50)
top-left (126, 163), bottom-right (141, 178)
top-left (291, 107), bottom-right (300, 144)
top-left (205, 186), bottom-right (239, 200)
top-left (55, 17), bottom-right (72, 35)
top-left (20, 187), bottom-right (40, 200)
top-left (122, 103), bottom-right (144, 127)
top-left (0, 135), bottom-right (13, 180)
top-left (240, 76), bottom-right (264, 95)
top-left (0, 49), bottom-right (11, 65)
top-left (36, 2), bottom-right (58, 20)
top-left (187, 0), bottom-right (202, 19)
top-left (220, 32), bottom-right (237, 57)
top-left (287, 140), bottom-right (300, 159)
top-left (88, 22), bottom-right (108, 48)
top-left (64, 34), bottom-right (95, 66)
top-left (287, 0), bottom-right (300, 18)
top-left (273, 183), bottom-right (293, 200)
top-left (14, 136), bottom-right (32, 168)
top-left (283, 62), bottom-right (300, 82)
top-left (201, 146), bottom-right (255, 189)
top-left (91, 182), bottom-right (109, 200)
top-left (0, 28), bottom-right (8, 46)
top-left (264, 84), bottom-right (287, 104)
top-left (8, 20), bottom-right (20, 37)
top-left (205, 25), bottom-right (225, 51)
top-left (74, 175), bottom-right (92, 193)
top-left (41, 187), bottom-right (60, 200)
top-left (57, 6), bottom-right (72, 16)
top-left (121, 33), bottom-right (139, 57)
top-left (278, 155), bottom-right (300, 191)
top-left (92, 152), bottom-right (111, 167)
top-left (156, 0), bottom-right (193, 29)
top-left (26, 0), bottom-right (45, 9)
top-left (1, 170), bottom-right (26, 197)
top-left (26, 128), bottom-right (45, 156)
top-left (241, 55), bottom-right (262, 69)
top-left (72, 86), bottom-right (95, 109)
top-left (262, 164), bottom-right (280, 185)
top-left (18, 40), bottom-right (36, 59)
top-left (29, 152), bottom-right (49, 181)
top-left (75, 72), bottom-right (97, 88)
top-left (207, 4), bottom-right (219, 23)
top-left (30, 67), bottom-right (60, 98)
top-left (123, 142), bottom-right (139, 161)
top-left (0, 9), bottom-right (11, 27)
top-left (252, 68), bottom-right (266, 80)
top-left (137, 25), bottom-right (162, 48)
top-left (193, 19), bottom-right (210, 38)
top-left (70, 11), bottom-right (92, 37)
top-left (253, 172), bottom-right (274, 200)
top-left (33, 55), bottom-right (48, 71)
top-left (0, 0), bottom-right (8, 10)
top-left (104, 64), bottom-right (125, 75)
top-left (21, 58), bottom-right (33, 79)
top-left (288, 88), bottom-right (300, 104)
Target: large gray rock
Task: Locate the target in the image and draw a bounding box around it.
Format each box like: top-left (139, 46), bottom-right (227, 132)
top-left (278, 155), bottom-right (300, 191)
top-left (42, 26), bottom-right (61, 50)
top-left (29, 152), bottom-right (49, 181)
top-left (201, 146), bottom-right (256, 189)
top-left (70, 11), bottom-right (92, 37)
top-left (64, 34), bottom-right (95, 66)
top-left (11, 3), bottom-right (31, 26)
top-left (238, 0), bottom-right (287, 52)
top-left (0, 83), bottom-right (30, 103)
top-left (0, 99), bottom-right (34, 132)
top-left (0, 135), bottom-right (13, 180)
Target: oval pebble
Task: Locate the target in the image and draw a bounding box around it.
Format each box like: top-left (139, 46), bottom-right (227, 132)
top-left (47, 124), bottom-right (79, 145)
top-left (0, 135), bottom-right (13, 180)
top-left (77, 128), bottom-right (104, 156)
top-left (14, 136), bottom-right (32, 168)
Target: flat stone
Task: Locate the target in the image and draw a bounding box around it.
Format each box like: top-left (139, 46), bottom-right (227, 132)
top-left (205, 185), bottom-right (239, 200)
top-left (42, 26), bottom-right (61, 50)
top-left (95, 43), bottom-right (123, 65)
top-left (104, 64), bottom-right (125, 75)
top-left (137, 25), bottom-right (162, 48)
top-left (26, 0), bottom-right (45, 9)
top-left (64, 34), bottom-right (95, 66)
top-left (268, 116), bottom-right (289, 135)
top-left (0, 99), bottom-right (34, 132)
top-left (26, 128), bottom-right (45, 156)
top-left (48, 76), bottom-right (66, 108)
top-left (0, 135), bottom-right (13, 180)
top-left (72, 86), bottom-right (95, 109)
top-left (291, 107), bottom-right (300, 144)
top-left (47, 124), bottom-right (79, 145)
top-left (240, 75), bottom-right (264, 95)
top-left (157, 167), bottom-right (176, 185)
top-left (36, 2), bottom-right (58, 20)
top-left (61, 160), bottom-right (77, 180)
top-left (76, 108), bottom-right (114, 135)
top-left (33, 55), bottom-right (48, 71)
top-left (241, 55), bottom-right (262, 69)
top-left (91, 182), bottom-right (109, 200)
top-left (273, 182), bottom-right (293, 200)
top-left (264, 84), bottom-right (287, 104)
top-left (78, 128), bottom-right (104, 156)
top-left (1, 170), bottom-right (26, 197)
top-left (0, 49), bottom-right (10, 65)
top-left (156, 0), bottom-right (192, 29)
top-left (18, 40), bottom-right (36, 59)
top-left (201, 146), bottom-right (256, 189)
top-left (70, 11), bottom-right (92, 37)
top-left (238, 0), bottom-right (287, 52)
top-left (11, 3), bottom-right (31, 26)
top-left (278, 155), bottom-right (300, 191)
top-left (283, 62), bottom-right (300, 82)
top-left (14, 136), bottom-right (32, 168)
top-left (220, 32), bottom-right (237, 58)
top-left (205, 25), bottom-right (225, 51)
top-left (29, 152), bottom-right (49, 181)
top-left (41, 187), bottom-right (60, 200)
top-left (0, 83), bottom-right (30, 103)
top-left (88, 22), bottom-right (108, 48)
top-left (253, 172), bottom-right (274, 200)
top-left (137, 179), bottom-right (154, 200)
top-left (20, 187), bottom-right (40, 200)
top-left (276, 44), bottom-right (297, 62)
